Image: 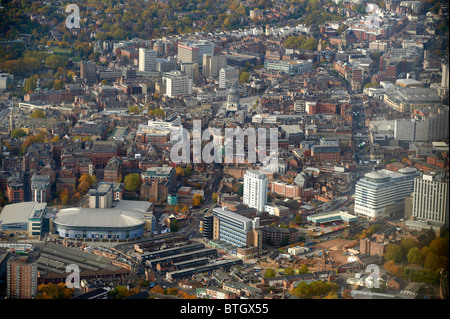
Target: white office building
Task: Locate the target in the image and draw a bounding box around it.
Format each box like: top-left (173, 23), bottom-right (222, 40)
top-left (394, 106), bottom-right (449, 142)
top-left (354, 167), bottom-right (421, 221)
top-left (243, 170), bottom-right (268, 212)
top-left (412, 174), bottom-right (449, 227)
top-left (219, 66), bottom-right (239, 89)
top-left (162, 71), bottom-right (193, 97)
top-left (139, 48), bottom-right (157, 72)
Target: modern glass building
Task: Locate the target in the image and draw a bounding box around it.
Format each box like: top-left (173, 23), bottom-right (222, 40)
top-left (354, 167), bottom-right (421, 221)
top-left (212, 207), bottom-right (259, 248)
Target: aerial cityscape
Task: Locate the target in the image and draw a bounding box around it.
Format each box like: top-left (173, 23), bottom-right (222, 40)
top-left (0, 0), bottom-right (449, 306)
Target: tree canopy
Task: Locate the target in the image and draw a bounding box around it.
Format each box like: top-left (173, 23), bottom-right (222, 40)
top-left (124, 173), bottom-right (142, 192)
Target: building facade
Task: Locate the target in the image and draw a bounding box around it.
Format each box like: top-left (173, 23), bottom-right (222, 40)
top-left (354, 168), bottom-right (421, 221)
top-left (7, 257), bottom-right (38, 299)
top-left (412, 174), bottom-right (449, 228)
top-left (139, 48), bottom-right (157, 72)
top-left (243, 170), bottom-right (268, 212)
top-left (212, 207), bottom-right (260, 248)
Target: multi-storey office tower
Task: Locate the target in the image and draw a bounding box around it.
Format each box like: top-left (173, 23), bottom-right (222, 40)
top-left (354, 167), bottom-right (421, 221)
top-left (243, 170), bottom-right (268, 213)
top-left (203, 54), bottom-right (227, 78)
top-left (212, 207), bottom-right (260, 247)
top-left (412, 174), bottom-right (449, 228)
top-left (139, 48), bottom-right (157, 72)
top-left (219, 66), bottom-right (239, 89)
top-left (162, 71), bottom-right (193, 97)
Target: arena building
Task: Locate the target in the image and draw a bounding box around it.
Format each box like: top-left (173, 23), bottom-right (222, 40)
top-left (53, 207), bottom-right (146, 241)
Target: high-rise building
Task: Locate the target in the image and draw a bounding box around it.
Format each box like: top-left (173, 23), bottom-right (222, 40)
top-left (354, 167), bottom-right (421, 221)
top-left (7, 257), bottom-right (38, 299)
top-left (428, 106), bottom-right (449, 141)
top-left (180, 62), bottom-right (199, 80)
top-left (412, 174), bottom-right (449, 228)
top-left (80, 61), bottom-right (97, 83)
top-left (139, 48), bottom-right (157, 72)
top-left (178, 41), bottom-right (214, 64)
top-left (162, 71), bottom-right (193, 97)
top-left (212, 207), bottom-right (260, 248)
top-left (219, 66), bottom-right (239, 89)
top-left (243, 170), bottom-right (268, 212)
top-left (442, 62), bottom-right (449, 89)
top-left (177, 43), bottom-right (199, 64)
top-left (203, 54), bottom-right (227, 78)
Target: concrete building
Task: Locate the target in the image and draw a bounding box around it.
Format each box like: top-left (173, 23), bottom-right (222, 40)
top-left (180, 62), bottom-right (199, 80)
top-left (156, 58), bottom-right (177, 73)
top-left (7, 257), bottom-right (38, 299)
top-left (394, 118), bottom-right (428, 142)
top-left (442, 61), bottom-right (449, 89)
top-left (383, 86), bottom-right (442, 113)
top-left (89, 183), bottom-right (113, 208)
top-left (354, 168), bottom-right (421, 221)
top-left (162, 71), bottom-right (193, 97)
top-left (80, 61), bottom-right (97, 83)
top-left (0, 72), bottom-right (14, 90)
top-left (139, 48), bottom-right (157, 72)
top-left (243, 170), bottom-right (268, 212)
top-left (219, 66), bottom-right (239, 89)
top-left (177, 40), bottom-right (214, 64)
top-left (412, 173), bottom-right (449, 228)
top-left (30, 174), bottom-right (51, 204)
top-left (203, 54), bottom-right (227, 78)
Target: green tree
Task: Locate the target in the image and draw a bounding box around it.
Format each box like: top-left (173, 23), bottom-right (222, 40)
top-left (384, 244), bottom-right (404, 262)
top-left (170, 219), bottom-right (179, 232)
top-left (407, 247), bottom-right (424, 265)
top-left (192, 194), bottom-right (204, 207)
top-left (424, 252), bottom-right (448, 271)
top-left (239, 71), bottom-right (250, 83)
top-left (30, 109), bottom-right (46, 118)
top-left (300, 38), bottom-right (318, 51)
top-left (108, 286), bottom-right (132, 299)
top-left (284, 267), bottom-right (295, 276)
top-left (400, 238), bottom-right (418, 256)
top-left (11, 128), bottom-right (27, 138)
top-left (298, 264), bottom-right (309, 274)
top-left (45, 55), bottom-right (68, 70)
top-left (211, 192), bottom-right (218, 203)
top-left (124, 173), bottom-right (142, 192)
top-left (24, 75), bottom-right (37, 92)
top-left (264, 268), bottom-right (276, 278)
top-left (429, 237), bottom-right (449, 257)
top-left (129, 105), bottom-right (140, 114)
